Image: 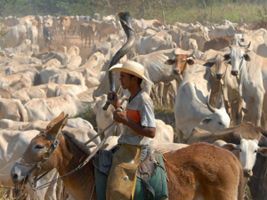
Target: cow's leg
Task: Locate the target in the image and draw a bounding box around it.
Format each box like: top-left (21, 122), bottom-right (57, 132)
top-left (158, 82), bottom-right (164, 107)
top-left (162, 82), bottom-right (170, 108)
top-left (262, 94), bottom-right (267, 129)
top-left (253, 91), bottom-right (264, 127)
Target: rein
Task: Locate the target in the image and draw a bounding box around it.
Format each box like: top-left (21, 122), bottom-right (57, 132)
top-left (16, 121), bottom-right (116, 191)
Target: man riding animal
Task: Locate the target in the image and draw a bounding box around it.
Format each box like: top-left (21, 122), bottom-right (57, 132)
top-left (105, 60), bottom-right (167, 200)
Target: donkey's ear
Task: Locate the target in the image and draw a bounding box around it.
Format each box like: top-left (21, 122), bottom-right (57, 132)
top-left (45, 112), bottom-right (68, 138)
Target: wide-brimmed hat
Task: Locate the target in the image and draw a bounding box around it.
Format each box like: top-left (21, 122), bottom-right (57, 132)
top-left (109, 60), bottom-right (151, 83)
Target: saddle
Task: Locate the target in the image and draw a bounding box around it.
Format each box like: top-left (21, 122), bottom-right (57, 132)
top-left (93, 147), bottom-right (168, 200)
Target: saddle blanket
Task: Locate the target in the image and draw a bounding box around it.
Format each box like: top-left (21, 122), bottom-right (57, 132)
top-left (93, 148), bottom-right (168, 200)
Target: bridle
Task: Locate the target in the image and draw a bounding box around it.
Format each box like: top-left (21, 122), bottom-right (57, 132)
top-left (14, 119), bottom-right (116, 192)
top-left (14, 127), bottom-right (63, 190)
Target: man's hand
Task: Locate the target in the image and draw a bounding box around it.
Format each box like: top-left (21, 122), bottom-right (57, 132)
top-left (113, 110), bottom-right (128, 124)
top-left (107, 91), bottom-right (120, 109)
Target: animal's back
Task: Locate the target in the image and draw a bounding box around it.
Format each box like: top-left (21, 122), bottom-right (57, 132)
top-left (164, 142), bottom-right (243, 200)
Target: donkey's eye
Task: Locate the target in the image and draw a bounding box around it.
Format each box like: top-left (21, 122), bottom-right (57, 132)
top-left (33, 144), bottom-right (45, 150)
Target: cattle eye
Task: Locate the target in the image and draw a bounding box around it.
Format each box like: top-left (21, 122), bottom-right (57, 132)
top-left (224, 54), bottom-right (231, 60)
top-left (165, 59), bottom-right (176, 65)
top-left (218, 122), bottom-right (223, 126)
top-left (244, 54), bottom-right (250, 61)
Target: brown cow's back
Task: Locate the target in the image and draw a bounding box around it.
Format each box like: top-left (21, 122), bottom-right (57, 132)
top-left (164, 142), bottom-right (244, 200)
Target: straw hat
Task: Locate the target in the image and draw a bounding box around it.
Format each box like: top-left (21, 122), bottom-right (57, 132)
top-left (109, 60), bottom-right (151, 83)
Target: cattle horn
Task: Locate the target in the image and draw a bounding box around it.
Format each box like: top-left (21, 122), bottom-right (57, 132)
top-left (220, 95), bottom-right (225, 109)
top-left (103, 12), bottom-right (135, 110)
top-left (206, 94), bottom-right (216, 113)
top-left (238, 41), bottom-right (251, 49)
top-left (187, 126), bottom-right (241, 144)
top-left (255, 126), bottom-right (267, 137)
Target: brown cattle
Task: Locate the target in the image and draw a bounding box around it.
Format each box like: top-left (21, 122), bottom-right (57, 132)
top-left (59, 16), bottom-right (72, 40)
top-left (187, 122), bottom-right (267, 200)
top-left (11, 113), bottom-right (244, 200)
top-left (203, 36), bottom-right (232, 51)
top-left (80, 22), bottom-right (96, 46)
top-left (204, 51), bottom-right (244, 125)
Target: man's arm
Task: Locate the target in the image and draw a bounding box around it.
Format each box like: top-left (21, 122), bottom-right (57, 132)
top-left (113, 110), bottom-right (155, 138)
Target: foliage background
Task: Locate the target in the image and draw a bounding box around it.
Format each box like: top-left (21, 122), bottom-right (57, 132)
top-left (1, 0), bottom-right (267, 24)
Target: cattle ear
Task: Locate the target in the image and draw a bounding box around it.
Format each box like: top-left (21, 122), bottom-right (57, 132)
top-left (257, 147), bottom-right (267, 157)
top-left (244, 54), bottom-right (250, 61)
top-left (224, 54), bottom-right (231, 60)
top-left (186, 57), bottom-right (195, 65)
top-left (242, 107), bottom-right (248, 114)
top-left (165, 59), bottom-right (176, 65)
top-left (222, 143), bottom-right (239, 151)
top-left (204, 62), bottom-right (214, 68)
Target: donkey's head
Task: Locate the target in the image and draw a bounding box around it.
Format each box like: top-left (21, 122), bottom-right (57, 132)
top-left (11, 112), bottom-right (68, 186)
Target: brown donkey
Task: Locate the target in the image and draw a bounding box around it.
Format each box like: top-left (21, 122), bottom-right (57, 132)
top-left (11, 113), bottom-right (244, 200)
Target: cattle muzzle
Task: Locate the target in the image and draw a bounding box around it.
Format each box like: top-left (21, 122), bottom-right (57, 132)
top-left (243, 169), bottom-right (253, 177)
top-left (173, 68), bottom-right (180, 75)
top-left (216, 74), bottom-right (223, 80)
top-left (231, 71), bottom-right (238, 76)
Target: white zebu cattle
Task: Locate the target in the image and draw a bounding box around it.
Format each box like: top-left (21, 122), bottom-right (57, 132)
top-left (80, 51), bottom-right (106, 76)
top-left (93, 48), bottom-right (181, 106)
top-left (49, 70), bottom-right (85, 85)
top-left (66, 46), bottom-right (82, 70)
top-left (165, 50), bottom-right (230, 141)
top-left (179, 26), bottom-right (210, 51)
top-left (0, 24), bottom-right (27, 48)
top-left (0, 117), bottom-right (97, 143)
top-left (2, 56), bottom-right (42, 74)
top-left (24, 94), bottom-right (87, 121)
top-left (204, 50), bottom-right (244, 125)
top-left (0, 130), bottom-right (39, 186)
top-left (225, 45), bottom-right (265, 127)
top-left (93, 19), bottom-right (118, 41)
top-left (93, 49), bottom-right (178, 102)
top-left (175, 79), bottom-right (230, 141)
top-left (42, 58), bottom-right (62, 69)
top-left (0, 88), bottom-right (11, 98)
top-left (188, 122), bottom-right (267, 177)
top-left (242, 29), bottom-right (267, 58)
top-left (4, 39), bottom-right (35, 56)
top-left (208, 20), bottom-right (237, 40)
top-left (0, 98), bottom-right (28, 121)
top-left (11, 85), bottom-right (47, 103)
top-left (45, 83), bottom-right (88, 97)
top-left (11, 83), bottom-right (88, 103)
top-left (133, 49), bottom-right (177, 93)
top-left (39, 68), bottom-right (85, 85)
top-left (0, 69), bottom-right (38, 92)
top-left (135, 30), bottom-right (176, 55)
top-left (132, 18), bottom-right (163, 33)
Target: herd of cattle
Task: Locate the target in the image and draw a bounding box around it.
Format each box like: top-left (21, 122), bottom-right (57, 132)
top-left (0, 13), bottom-right (267, 199)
